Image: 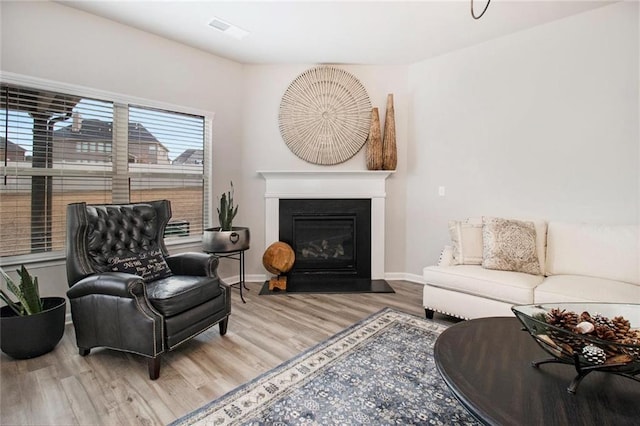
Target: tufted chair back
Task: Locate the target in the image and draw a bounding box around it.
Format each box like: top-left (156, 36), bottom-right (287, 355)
top-left (66, 200), bottom-right (171, 287)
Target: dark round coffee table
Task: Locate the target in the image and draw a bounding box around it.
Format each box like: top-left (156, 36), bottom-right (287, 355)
top-left (434, 317), bottom-right (640, 425)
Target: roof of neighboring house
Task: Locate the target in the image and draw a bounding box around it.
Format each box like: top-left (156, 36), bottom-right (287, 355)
top-left (173, 149), bottom-right (203, 165)
top-left (53, 119), bottom-right (169, 151)
top-left (0, 137), bottom-right (27, 153)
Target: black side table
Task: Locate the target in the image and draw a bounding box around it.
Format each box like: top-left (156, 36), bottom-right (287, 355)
top-left (210, 249), bottom-right (248, 303)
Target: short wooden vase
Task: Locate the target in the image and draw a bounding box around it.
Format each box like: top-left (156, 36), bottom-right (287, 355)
top-left (366, 107), bottom-right (383, 170)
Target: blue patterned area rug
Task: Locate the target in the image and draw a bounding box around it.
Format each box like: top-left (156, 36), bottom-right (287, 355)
top-left (169, 308), bottom-right (479, 426)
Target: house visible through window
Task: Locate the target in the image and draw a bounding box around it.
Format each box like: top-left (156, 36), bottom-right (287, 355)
top-left (0, 83), bottom-right (208, 258)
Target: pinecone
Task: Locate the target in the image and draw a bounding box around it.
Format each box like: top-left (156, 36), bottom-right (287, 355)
top-left (593, 313), bottom-right (615, 329)
top-left (619, 337), bottom-right (640, 360)
top-left (582, 344), bottom-right (607, 365)
top-left (579, 311), bottom-right (593, 323)
top-left (594, 325), bottom-right (617, 341)
top-left (546, 308), bottom-right (582, 350)
top-left (546, 308), bottom-right (579, 330)
top-left (612, 316), bottom-right (632, 339)
top-left (629, 329), bottom-right (640, 341)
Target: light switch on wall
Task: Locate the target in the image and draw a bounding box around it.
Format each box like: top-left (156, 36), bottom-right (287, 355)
top-left (438, 186), bottom-right (446, 197)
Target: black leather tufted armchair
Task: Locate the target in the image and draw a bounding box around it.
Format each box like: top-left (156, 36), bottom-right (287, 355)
top-left (65, 200), bottom-right (231, 380)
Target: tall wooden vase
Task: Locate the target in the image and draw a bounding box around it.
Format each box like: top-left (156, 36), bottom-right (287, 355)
top-left (382, 94), bottom-right (397, 170)
top-left (366, 107), bottom-right (383, 170)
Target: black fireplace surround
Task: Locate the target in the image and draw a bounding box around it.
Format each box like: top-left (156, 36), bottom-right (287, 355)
top-left (279, 199), bottom-right (371, 287)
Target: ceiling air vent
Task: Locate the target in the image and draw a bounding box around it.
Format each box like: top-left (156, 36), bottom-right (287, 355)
top-left (208, 18), bottom-right (230, 32)
top-left (208, 17), bottom-right (249, 40)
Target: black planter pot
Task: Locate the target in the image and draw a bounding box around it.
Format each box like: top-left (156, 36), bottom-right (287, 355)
top-left (0, 297), bottom-right (66, 359)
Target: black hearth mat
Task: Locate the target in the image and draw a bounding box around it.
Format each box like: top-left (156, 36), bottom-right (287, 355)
top-left (259, 279), bottom-right (395, 295)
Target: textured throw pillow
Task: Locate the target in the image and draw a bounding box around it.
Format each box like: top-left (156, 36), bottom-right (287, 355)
top-left (482, 217), bottom-right (541, 275)
top-left (448, 217), bottom-right (483, 265)
top-left (512, 217), bottom-right (547, 274)
top-left (107, 248), bottom-right (173, 282)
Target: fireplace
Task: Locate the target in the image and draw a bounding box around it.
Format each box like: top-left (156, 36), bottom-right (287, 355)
top-left (259, 170), bottom-right (394, 285)
top-left (279, 199), bottom-right (371, 284)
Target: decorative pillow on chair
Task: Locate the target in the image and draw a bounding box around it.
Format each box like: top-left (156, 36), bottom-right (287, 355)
top-left (448, 217), bottom-right (483, 265)
top-left (107, 248), bottom-right (173, 282)
top-left (482, 217), bottom-right (541, 275)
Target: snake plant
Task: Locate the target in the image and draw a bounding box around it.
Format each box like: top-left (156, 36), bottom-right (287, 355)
top-left (0, 265), bottom-right (44, 316)
top-left (217, 181), bottom-right (238, 231)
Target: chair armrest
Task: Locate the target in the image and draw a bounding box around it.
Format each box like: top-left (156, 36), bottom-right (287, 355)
top-left (67, 272), bottom-right (145, 299)
top-left (165, 252), bottom-right (219, 277)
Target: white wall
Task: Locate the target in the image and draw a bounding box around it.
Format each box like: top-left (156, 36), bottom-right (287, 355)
top-left (0, 1), bottom-right (245, 296)
top-left (1, 1), bottom-right (638, 293)
top-left (240, 65), bottom-right (409, 276)
top-left (0, 0), bottom-right (245, 216)
top-left (406, 1), bottom-right (639, 275)
top-left (0, 2), bottom-right (410, 287)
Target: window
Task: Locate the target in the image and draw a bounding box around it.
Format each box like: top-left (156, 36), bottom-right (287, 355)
top-left (1, 82), bottom-right (209, 259)
top-left (127, 106), bottom-right (205, 237)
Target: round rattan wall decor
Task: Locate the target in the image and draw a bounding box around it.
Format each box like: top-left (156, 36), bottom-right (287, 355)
top-left (278, 66), bottom-right (372, 165)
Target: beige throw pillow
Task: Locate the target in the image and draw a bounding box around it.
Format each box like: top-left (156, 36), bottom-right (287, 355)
top-left (448, 218), bottom-right (483, 265)
top-left (482, 217), bottom-right (541, 275)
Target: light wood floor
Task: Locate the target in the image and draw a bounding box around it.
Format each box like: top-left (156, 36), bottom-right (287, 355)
top-left (1, 280), bottom-right (448, 426)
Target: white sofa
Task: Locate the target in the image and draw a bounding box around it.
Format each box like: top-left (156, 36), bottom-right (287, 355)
top-left (423, 220), bottom-right (640, 319)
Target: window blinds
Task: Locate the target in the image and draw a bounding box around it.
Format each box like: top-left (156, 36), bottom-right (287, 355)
top-left (127, 105), bottom-right (205, 238)
top-left (1, 83), bottom-right (207, 258)
top-left (1, 85), bottom-right (113, 256)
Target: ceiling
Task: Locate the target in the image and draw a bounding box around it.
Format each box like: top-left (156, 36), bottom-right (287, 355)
top-left (57, 0), bottom-right (615, 65)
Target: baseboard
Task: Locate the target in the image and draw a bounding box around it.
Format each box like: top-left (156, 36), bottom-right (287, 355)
top-left (221, 273), bottom-right (267, 284)
top-left (384, 272), bottom-right (425, 284)
top-left (226, 273), bottom-right (426, 285)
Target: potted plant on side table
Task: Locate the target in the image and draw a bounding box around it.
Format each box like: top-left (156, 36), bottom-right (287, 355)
top-left (203, 181), bottom-right (250, 253)
top-left (0, 265), bottom-right (66, 359)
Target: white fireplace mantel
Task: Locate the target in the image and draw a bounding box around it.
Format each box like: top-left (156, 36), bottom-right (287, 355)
top-left (258, 170), bottom-right (394, 279)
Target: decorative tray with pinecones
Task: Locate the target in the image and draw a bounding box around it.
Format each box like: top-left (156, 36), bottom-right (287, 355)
top-left (512, 303), bottom-right (639, 394)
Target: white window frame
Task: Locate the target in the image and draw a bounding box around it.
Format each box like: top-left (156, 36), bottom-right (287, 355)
top-left (0, 71), bottom-right (215, 268)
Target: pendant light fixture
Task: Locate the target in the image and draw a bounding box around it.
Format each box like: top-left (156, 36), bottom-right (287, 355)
top-left (471, 0), bottom-right (491, 19)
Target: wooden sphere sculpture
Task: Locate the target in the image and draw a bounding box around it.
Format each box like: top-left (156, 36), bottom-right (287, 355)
top-left (263, 242), bottom-right (295, 275)
top-left (262, 242), bottom-right (295, 291)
